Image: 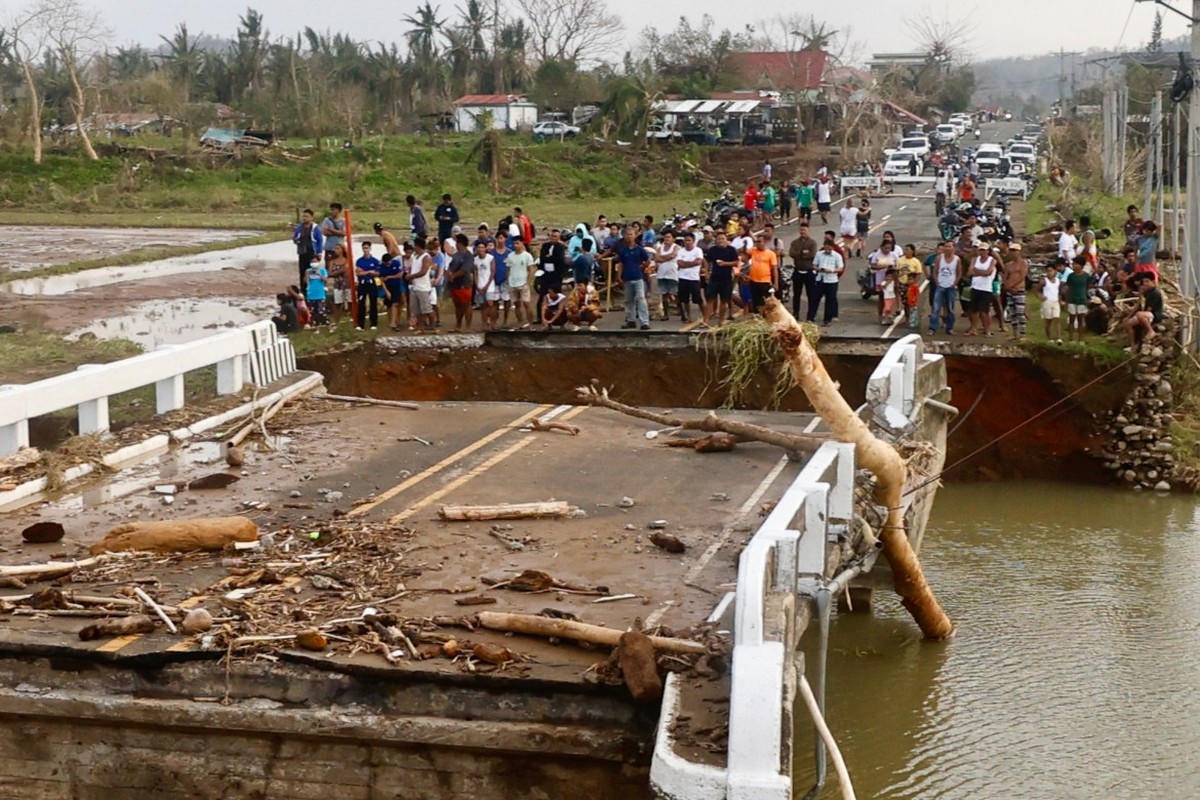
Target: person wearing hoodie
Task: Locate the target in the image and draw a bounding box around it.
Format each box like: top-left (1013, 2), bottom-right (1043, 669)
top-left (567, 223), bottom-right (596, 260)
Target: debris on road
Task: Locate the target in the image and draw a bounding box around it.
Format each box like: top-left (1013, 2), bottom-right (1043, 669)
top-left (21, 521), bottom-right (65, 544)
top-left (90, 517), bottom-right (259, 554)
top-left (438, 501), bottom-right (573, 521)
top-left (78, 614), bottom-right (157, 640)
top-left (649, 532), bottom-right (687, 553)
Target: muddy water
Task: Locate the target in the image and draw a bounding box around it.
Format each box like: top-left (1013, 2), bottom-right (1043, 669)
top-left (797, 482), bottom-right (1200, 799)
top-left (68, 297), bottom-right (276, 349)
top-left (0, 226), bottom-right (261, 273)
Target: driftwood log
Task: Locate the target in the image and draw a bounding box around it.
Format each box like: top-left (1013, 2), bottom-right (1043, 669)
top-left (91, 517), bottom-right (259, 554)
top-left (475, 611), bottom-right (707, 655)
top-left (575, 385), bottom-right (828, 456)
top-left (323, 394), bottom-right (419, 410)
top-left (438, 501), bottom-right (572, 521)
top-left (78, 615), bottom-right (158, 641)
top-left (0, 556), bottom-right (110, 581)
top-left (763, 297), bottom-right (953, 639)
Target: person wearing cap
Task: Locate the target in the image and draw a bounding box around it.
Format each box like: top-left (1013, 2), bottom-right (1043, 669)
top-left (1002, 242), bottom-right (1028, 340)
top-left (964, 243), bottom-right (997, 336)
top-left (373, 222), bottom-right (400, 259)
top-left (435, 193), bottom-right (459, 244)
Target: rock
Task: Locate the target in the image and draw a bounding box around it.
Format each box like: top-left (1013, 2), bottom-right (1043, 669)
top-left (1154, 481), bottom-right (1172, 492)
top-left (623, 523), bottom-right (637, 531)
top-left (161, 495), bottom-right (174, 505)
top-left (649, 532), bottom-right (686, 553)
top-left (154, 485), bottom-right (178, 495)
top-left (294, 629), bottom-right (327, 651)
top-left (187, 473), bottom-right (240, 490)
top-left (709, 492), bottom-right (729, 502)
top-left (618, 496), bottom-right (636, 509)
top-left (21, 522), bottom-right (65, 544)
top-left (568, 508), bottom-right (588, 519)
top-left (442, 640), bottom-right (461, 657)
top-left (1123, 470), bottom-right (1137, 482)
top-left (648, 520), bottom-right (668, 530)
top-left (472, 642), bottom-right (518, 665)
top-left (225, 446), bottom-right (245, 467)
top-left (289, 490), bottom-right (302, 498)
top-left (324, 491), bottom-right (344, 502)
top-left (1157, 380), bottom-right (1173, 398)
top-left (181, 608), bottom-right (214, 634)
top-left (1122, 425), bottom-right (1144, 436)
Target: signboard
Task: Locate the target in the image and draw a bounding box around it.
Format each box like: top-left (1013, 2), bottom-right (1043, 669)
top-left (985, 177), bottom-right (1028, 199)
top-left (839, 176), bottom-right (881, 196)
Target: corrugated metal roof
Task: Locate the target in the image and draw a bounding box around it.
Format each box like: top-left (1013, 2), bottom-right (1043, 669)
top-left (694, 100), bottom-right (723, 114)
top-left (453, 94), bottom-right (534, 106)
top-left (667, 99), bottom-right (702, 113)
top-left (725, 100), bottom-right (761, 114)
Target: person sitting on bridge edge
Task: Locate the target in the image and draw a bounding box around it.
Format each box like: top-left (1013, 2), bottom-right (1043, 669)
top-left (1123, 273), bottom-right (1164, 352)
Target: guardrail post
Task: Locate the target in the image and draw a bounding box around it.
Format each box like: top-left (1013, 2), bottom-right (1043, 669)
top-left (727, 641), bottom-right (789, 800)
top-left (216, 355), bottom-right (245, 395)
top-left (155, 375), bottom-right (185, 415)
top-left (798, 483), bottom-right (828, 577)
top-left (75, 364), bottom-right (110, 435)
top-left (0, 420), bottom-right (29, 456)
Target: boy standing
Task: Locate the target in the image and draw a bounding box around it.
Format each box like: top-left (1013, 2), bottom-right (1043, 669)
top-left (506, 239), bottom-right (534, 329)
top-left (1064, 256), bottom-right (1090, 342)
top-left (304, 257), bottom-right (330, 326)
top-left (1039, 262), bottom-right (1063, 345)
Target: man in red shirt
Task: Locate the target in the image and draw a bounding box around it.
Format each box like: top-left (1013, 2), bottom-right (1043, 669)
top-left (514, 206), bottom-right (534, 244)
top-left (743, 182), bottom-right (760, 224)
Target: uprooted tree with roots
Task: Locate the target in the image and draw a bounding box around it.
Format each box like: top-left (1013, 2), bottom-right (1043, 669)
top-left (578, 299), bottom-right (954, 640)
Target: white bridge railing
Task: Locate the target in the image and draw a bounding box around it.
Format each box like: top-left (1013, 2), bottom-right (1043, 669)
top-left (651, 335), bottom-right (940, 800)
top-left (0, 321), bottom-right (296, 455)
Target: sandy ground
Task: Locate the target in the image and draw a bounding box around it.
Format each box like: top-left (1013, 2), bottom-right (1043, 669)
top-left (0, 226), bottom-right (262, 273)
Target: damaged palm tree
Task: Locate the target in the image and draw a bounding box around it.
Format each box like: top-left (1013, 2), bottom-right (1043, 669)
top-left (761, 297), bottom-right (953, 639)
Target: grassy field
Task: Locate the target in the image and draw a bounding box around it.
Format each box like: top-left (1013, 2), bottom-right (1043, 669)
top-left (0, 330), bottom-right (142, 383)
top-left (0, 135), bottom-right (714, 232)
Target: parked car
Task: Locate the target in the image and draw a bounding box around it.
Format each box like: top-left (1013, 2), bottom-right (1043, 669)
top-left (646, 124), bottom-right (682, 142)
top-left (897, 135), bottom-right (930, 160)
top-left (975, 143), bottom-right (1004, 175)
top-left (883, 151), bottom-right (918, 176)
top-left (932, 124), bottom-right (959, 145)
top-left (1006, 141), bottom-right (1036, 165)
top-left (949, 114), bottom-right (971, 135)
top-left (532, 120), bottom-right (580, 139)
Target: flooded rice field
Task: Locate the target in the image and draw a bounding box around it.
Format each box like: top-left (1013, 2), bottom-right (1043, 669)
top-left (798, 482), bottom-right (1200, 800)
top-left (68, 298), bottom-right (276, 349)
top-left (0, 225), bottom-right (262, 273)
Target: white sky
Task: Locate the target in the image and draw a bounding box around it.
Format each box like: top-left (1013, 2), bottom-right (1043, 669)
top-left (4, 0), bottom-right (1189, 62)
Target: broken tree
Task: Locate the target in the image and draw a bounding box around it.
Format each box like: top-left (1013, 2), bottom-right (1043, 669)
top-left (762, 298), bottom-right (953, 639)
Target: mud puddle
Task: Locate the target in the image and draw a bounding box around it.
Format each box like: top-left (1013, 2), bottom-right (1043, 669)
top-left (67, 297), bottom-right (277, 349)
top-left (0, 226), bottom-right (262, 274)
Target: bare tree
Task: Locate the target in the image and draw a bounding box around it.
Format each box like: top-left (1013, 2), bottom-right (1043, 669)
top-left (904, 11), bottom-right (975, 66)
top-left (5, 0), bottom-right (52, 164)
top-left (511, 0), bottom-right (622, 65)
top-left (45, 0), bottom-right (109, 161)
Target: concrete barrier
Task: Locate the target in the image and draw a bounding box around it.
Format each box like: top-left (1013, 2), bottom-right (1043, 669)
top-left (0, 321), bottom-right (296, 455)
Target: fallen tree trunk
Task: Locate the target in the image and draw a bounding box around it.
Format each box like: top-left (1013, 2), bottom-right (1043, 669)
top-left (323, 393), bottom-right (419, 410)
top-left (762, 297), bottom-right (954, 640)
top-left (476, 611), bottom-right (707, 655)
top-left (574, 385), bottom-right (828, 455)
top-left (91, 517), bottom-right (259, 554)
top-left (438, 501), bottom-right (572, 521)
top-left (78, 615), bottom-right (158, 640)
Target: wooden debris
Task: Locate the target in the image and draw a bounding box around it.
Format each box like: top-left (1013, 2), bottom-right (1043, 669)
top-left (438, 501), bottom-right (572, 521)
top-left (475, 611), bottom-right (707, 655)
top-left (454, 595), bottom-right (498, 606)
top-left (323, 393), bottom-right (419, 410)
top-left (78, 614), bottom-right (157, 641)
top-left (649, 532), bottom-right (687, 553)
top-left (21, 522), bottom-right (65, 544)
top-left (575, 385), bottom-right (828, 456)
top-left (0, 448), bottom-right (41, 475)
top-left (91, 517), bottom-right (259, 554)
top-left (230, 394), bottom-right (290, 447)
top-left (28, 588), bottom-right (68, 609)
top-left (0, 556), bottom-right (109, 581)
top-left (618, 631), bottom-right (663, 702)
top-left (187, 473), bottom-right (240, 490)
top-left (507, 569), bottom-right (556, 592)
top-left (663, 432), bottom-right (738, 453)
top-left (442, 640), bottom-right (461, 657)
top-left (471, 642), bottom-right (521, 665)
top-left (132, 586), bottom-right (177, 634)
top-left (530, 418), bottom-right (581, 436)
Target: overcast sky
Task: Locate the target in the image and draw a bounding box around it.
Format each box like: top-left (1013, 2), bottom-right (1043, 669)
top-left (6, 0), bottom-right (1189, 62)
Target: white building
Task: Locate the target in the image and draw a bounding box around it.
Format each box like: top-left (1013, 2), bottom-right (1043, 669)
top-left (452, 94), bottom-right (539, 132)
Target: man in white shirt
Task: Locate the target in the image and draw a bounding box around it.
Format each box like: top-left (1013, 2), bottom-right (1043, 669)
top-left (473, 241), bottom-right (498, 330)
top-left (810, 238), bottom-right (845, 326)
top-left (1057, 219), bottom-right (1079, 264)
top-left (676, 232), bottom-right (705, 324)
top-left (838, 201), bottom-right (860, 258)
top-left (815, 175), bottom-right (833, 224)
top-left (966, 244), bottom-right (997, 336)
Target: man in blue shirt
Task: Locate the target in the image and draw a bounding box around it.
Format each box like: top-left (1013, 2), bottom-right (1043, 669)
top-left (292, 208), bottom-right (323, 292)
top-left (616, 228), bottom-right (650, 330)
top-left (378, 252), bottom-right (407, 331)
top-left (354, 241), bottom-right (382, 330)
top-left (435, 193), bottom-right (459, 243)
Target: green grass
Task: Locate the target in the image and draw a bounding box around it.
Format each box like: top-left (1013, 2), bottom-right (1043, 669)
top-left (1019, 293), bottom-right (1129, 364)
top-left (0, 330), bottom-right (142, 384)
top-left (289, 322), bottom-right (378, 359)
top-left (0, 135), bottom-right (713, 232)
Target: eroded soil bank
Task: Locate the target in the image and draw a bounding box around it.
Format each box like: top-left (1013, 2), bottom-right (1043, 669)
top-left (300, 340), bottom-right (1131, 483)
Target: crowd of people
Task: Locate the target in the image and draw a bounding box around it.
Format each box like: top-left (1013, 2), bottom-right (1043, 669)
top-left (272, 183), bottom-right (1166, 353)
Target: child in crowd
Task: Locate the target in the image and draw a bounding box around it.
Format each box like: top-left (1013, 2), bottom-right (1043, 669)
top-left (272, 293), bottom-right (299, 334)
top-left (304, 257), bottom-right (330, 326)
top-left (1039, 261), bottom-right (1063, 345)
top-left (1065, 256), bottom-right (1090, 342)
top-left (881, 268), bottom-right (898, 322)
top-left (288, 285), bottom-right (310, 328)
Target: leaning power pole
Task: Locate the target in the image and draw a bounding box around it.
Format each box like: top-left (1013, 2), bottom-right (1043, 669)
top-left (1186, 0), bottom-right (1200, 306)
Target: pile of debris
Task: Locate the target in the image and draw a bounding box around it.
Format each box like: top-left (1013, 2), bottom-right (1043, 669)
top-left (0, 514), bottom-right (726, 703)
top-left (1098, 328), bottom-right (1179, 492)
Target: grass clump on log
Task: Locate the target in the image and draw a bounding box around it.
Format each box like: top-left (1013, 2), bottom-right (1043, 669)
top-left (696, 317), bottom-right (820, 409)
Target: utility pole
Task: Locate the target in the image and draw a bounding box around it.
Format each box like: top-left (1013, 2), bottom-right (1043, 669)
top-left (1057, 49), bottom-right (1082, 116)
top-left (1118, 85), bottom-right (1130, 194)
top-left (1144, 91), bottom-right (1162, 220)
top-left (1103, 72), bottom-right (1117, 191)
top-left (1186, 0), bottom-right (1200, 307)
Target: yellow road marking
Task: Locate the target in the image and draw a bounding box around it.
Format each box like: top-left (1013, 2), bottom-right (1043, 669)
top-left (350, 404), bottom-right (553, 517)
top-left (387, 406), bottom-right (588, 525)
top-left (96, 635), bottom-right (141, 653)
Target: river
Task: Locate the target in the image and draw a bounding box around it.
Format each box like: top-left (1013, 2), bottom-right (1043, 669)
top-left (795, 482), bottom-right (1200, 800)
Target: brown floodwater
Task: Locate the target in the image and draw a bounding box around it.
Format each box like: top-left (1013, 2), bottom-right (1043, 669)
top-left (795, 481), bottom-right (1200, 799)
